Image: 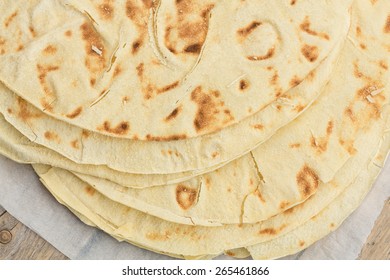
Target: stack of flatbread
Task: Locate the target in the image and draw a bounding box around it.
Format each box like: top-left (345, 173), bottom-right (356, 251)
top-left (0, 0), bottom-right (389, 259)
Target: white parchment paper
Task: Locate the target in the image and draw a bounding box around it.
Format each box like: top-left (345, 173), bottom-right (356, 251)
top-left (0, 155), bottom-right (389, 260)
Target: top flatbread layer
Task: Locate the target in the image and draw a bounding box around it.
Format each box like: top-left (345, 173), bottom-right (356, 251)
top-left (0, 0), bottom-right (351, 141)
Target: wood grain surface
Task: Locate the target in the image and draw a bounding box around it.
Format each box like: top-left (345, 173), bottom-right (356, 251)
top-left (358, 199), bottom-right (390, 260)
top-left (0, 205), bottom-right (68, 260)
top-left (0, 201), bottom-right (388, 260)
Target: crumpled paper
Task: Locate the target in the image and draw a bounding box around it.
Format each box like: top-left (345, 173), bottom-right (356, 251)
top-left (0, 155), bottom-right (389, 260)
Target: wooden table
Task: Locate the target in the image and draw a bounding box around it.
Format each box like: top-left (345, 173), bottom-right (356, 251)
top-left (0, 201), bottom-right (389, 260)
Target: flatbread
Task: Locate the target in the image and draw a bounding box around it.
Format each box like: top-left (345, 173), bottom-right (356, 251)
top-left (0, 0), bottom-right (352, 174)
top-left (247, 129), bottom-right (390, 259)
top-left (0, 34), bottom-right (344, 175)
top-left (0, 115), bottom-right (227, 188)
top-left (71, 16), bottom-right (390, 223)
top-left (0, 0), bottom-right (388, 260)
top-left (2, 6), bottom-right (388, 225)
top-left (32, 111), bottom-right (387, 256)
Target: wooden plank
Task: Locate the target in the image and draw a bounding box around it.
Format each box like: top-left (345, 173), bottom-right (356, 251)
top-left (0, 205), bottom-right (5, 216)
top-left (359, 199), bottom-right (390, 260)
top-left (0, 211), bottom-right (68, 260)
top-left (0, 210), bottom-right (19, 231)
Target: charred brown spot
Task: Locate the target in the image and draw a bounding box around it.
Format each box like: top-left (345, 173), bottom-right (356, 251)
top-left (40, 98), bottom-right (54, 112)
top-left (237, 21), bottom-right (262, 38)
top-left (157, 81), bottom-right (180, 94)
top-left (289, 143), bottom-right (301, 149)
top-left (82, 130), bottom-right (91, 138)
top-left (99, 2), bottom-right (114, 20)
top-left (43, 45), bottom-right (57, 55)
top-left (191, 86), bottom-right (233, 133)
top-left (80, 23), bottom-right (105, 57)
top-left (37, 64), bottom-right (60, 80)
top-left (356, 26), bottom-right (362, 36)
top-left (306, 70), bottom-right (316, 82)
top-left (255, 190), bottom-right (266, 203)
top-left (296, 165), bottom-right (319, 198)
top-left (301, 44), bottom-right (319, 62)
top-left (299, 241), bottom-right (305, 247)
top-left (37, 64), bottom-right (60, 97)
top-left (253, 124), bottom-right (264, 130)
top-left (146, 231), bottom-right (171, 241)
top-left (175, 185), bottom-right (198, 210)
top-left (223, 109), bottom-right (234, 123)
top-left (192, 87), bottom-right (215, 132)
top-left (339, 139), bottom-right (357, 155)
top-left (146, 134), bottom-right (187, 141)
top-left (164, 2), bottom-right (213, 57)
top-left (122, 96), bottom-right (130, 103)
top-left (225, 251), bottom-right (236, 257)
top-left (80, 23), bottom-right (106, 76)
top-left (184, 43), bottom-right (201, 54)
top-left (284, 206), bottom-right (296, 215)
top-left (290, 76), bottom-right (302, 87)
top-left (310, 136), bottom-right (327, 153)
top-left (247, 47), bottom-right (275, 61)
top-left (384, 15), bottom-right (390, 33)
top-left (345, 107), bottom-right (356, 122)
top-left (44, 131), bottom-right (61, 143)
top-left (70, 140), bottom-right (80, 149)
top-left (271, 73), bottom-right (281, 88)
top-left (136, 63), bottom-right (144, 77)
top-left (113, 65), bottom-right (122, 77)
top-left (132, 40), bottom-right (142, 54)
top-left (29, 26), bottom-right (37, 37)
top-left (98, 121), bottom-right (130, 135)
top-left (379, 60), bottom-right (388, 70)
top-left (99, 88), bottom-right (109, 97)
top-left (259, 224), bottom-right (287, 235)
top-left (85, 185), bottom-right (96, 196)
top-left (125, 0), bottom-right (151, 55)
top-left (239, 80), bottom-right (249, 91)
top-left (290, 0), bottom-right (297, 5)
top-left (295, 104), bottom-right (305, 113)
top-left (300, 16), bottom-right (330, 40)
top-left (260, 228), bottom-right (277, 235)
top-left (310, 120), bottom-right (334, 154)
top-left (279, 201), bottom-right (290, 210)
top-left (164, 106), bottom-right (182, 122)
top-left (66, 107), bottom-right (83, 119)
top-left (4, 11), bottom-right (17, 28)
top-left (360, 43), bottom-right (367, 50)
top-left (65, 30), bottom-right (72, 37)
top-left (356, 86), bottom-right (385, 120)
top-left (126, 0), bottom-right (145, 22)
top-left (326, 121), bottom-right (334, 135)
top-left (16, 44), bottom-right (24, 52)
top-left (15, 97), bottom-right (42, 122)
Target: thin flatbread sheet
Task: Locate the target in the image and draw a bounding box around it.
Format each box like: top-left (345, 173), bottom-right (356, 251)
top-left (0, 0), bottom-right (351, 174)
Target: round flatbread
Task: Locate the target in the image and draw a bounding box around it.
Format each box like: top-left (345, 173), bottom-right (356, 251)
top-left (0, 0), bottom-right (352, 174)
